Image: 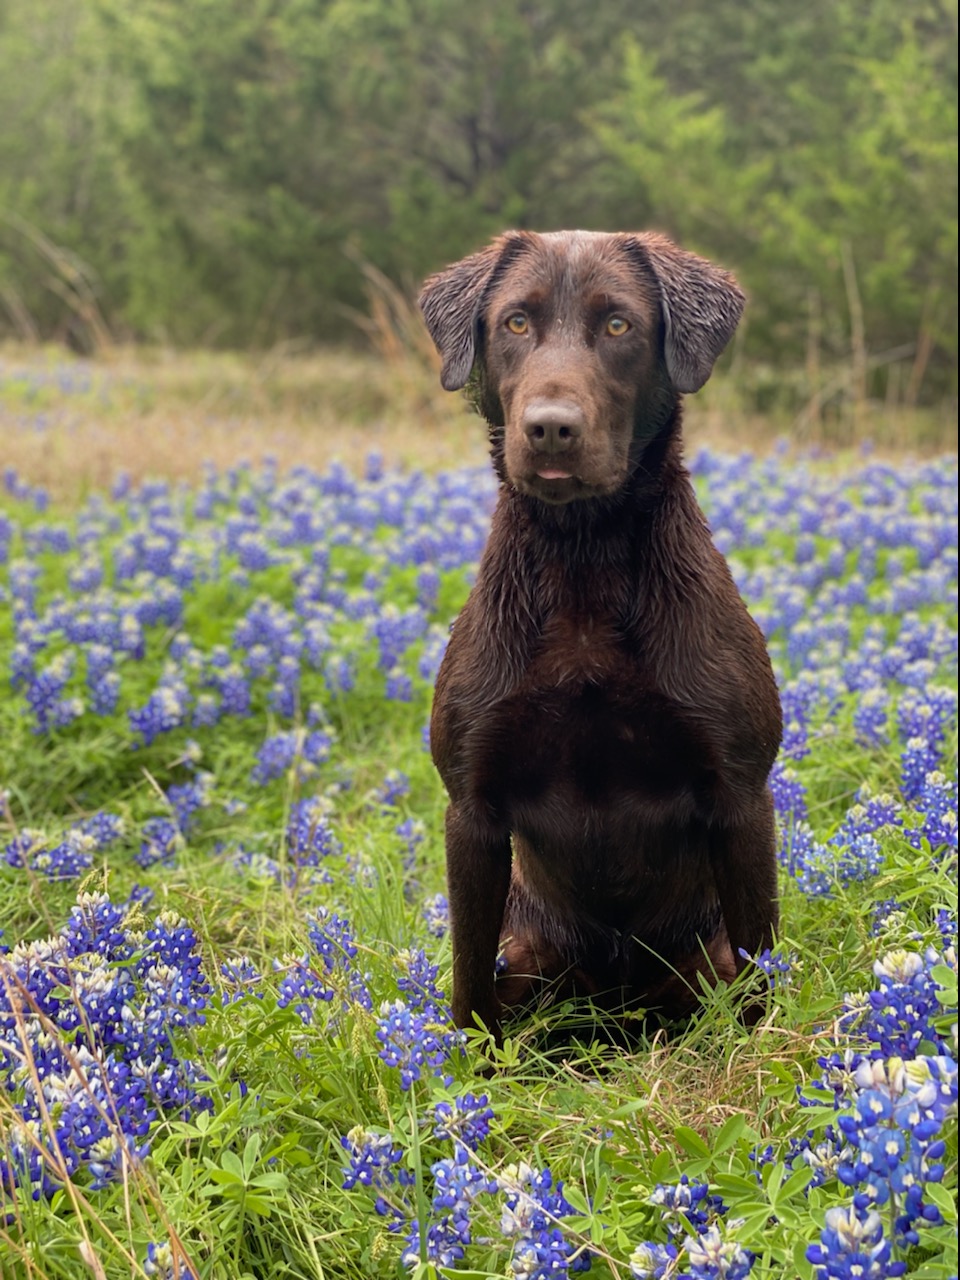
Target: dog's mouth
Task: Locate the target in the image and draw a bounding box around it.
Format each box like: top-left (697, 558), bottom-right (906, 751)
top-left (518, 468), bottom-right (589, 503)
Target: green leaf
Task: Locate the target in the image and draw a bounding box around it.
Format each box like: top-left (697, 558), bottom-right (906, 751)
top-left (712, 1113), bottom-right (748, 1154)
top-left (781, 1165), bottom-right (815, 1200)
top-left (251, 1171), bottom-right (290, 1191)
top-left (793, 1238), bottom-right (817, 1279)
top-left (219, 1150), bottom-right (245, 1181)
top-left (925, 1181), bottom-right (958, 1220)
top-left (561, 1185), bottom-right (590, 1215)
top-left (608, 1099), bottom-right (649, 1119)
top-left (673, 1126), bottom-right (711, 1158)
top-left (241, 1131), bottom-right (261, 1180)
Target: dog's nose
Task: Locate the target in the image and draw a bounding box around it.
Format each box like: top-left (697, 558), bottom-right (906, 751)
top-left (521, 400), bottom-right (585, 454)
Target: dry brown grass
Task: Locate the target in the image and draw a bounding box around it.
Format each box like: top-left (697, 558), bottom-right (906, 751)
top-left (1, 341), bottom-right (955, 504)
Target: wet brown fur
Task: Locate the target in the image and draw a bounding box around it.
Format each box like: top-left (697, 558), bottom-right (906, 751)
top-left (419, 230), bottom-right (782, 1041)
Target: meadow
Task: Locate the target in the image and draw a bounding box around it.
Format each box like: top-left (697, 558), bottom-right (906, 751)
top-left (0, 345), bottom-right (957, 1280)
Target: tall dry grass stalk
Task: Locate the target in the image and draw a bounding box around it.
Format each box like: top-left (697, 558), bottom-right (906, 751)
top-left (0, 212), bottom-right (113, 355)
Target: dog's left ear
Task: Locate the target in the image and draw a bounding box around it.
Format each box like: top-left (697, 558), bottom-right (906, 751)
top-left (419, 233), bottom-right (527, 391)
top-left (629, 233), bottom-right (745, 393)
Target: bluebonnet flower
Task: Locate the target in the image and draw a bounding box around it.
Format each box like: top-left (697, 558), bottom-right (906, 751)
top-left (137, 818), bottom-right (182, 869)
top-left (191, 692), bottom-right (220, 726)
top-left (900, 737), bottom-right (943, 803)
top-left (500, 1162), bottom-right (592, 1278)
top-left (214, 665), bottom-right (252, 718)
top-left (904, 771), bottom-right (958, 853)
top-left (834, 790), bottom-right (902, 843)
top-left (267, 654), bottom-right (302, 717)
top-left (307, 907), bottom-right (371, 1009)
top-left (235, 530), bottom-right (278, 571)
top-left (301, 618), bottom-right (332, 669)
top-left (416, 565), bottom-right (440, 610)
top-left (4, 828), bottom-right (95, 879)
top-left (650, 1175), bottom-right (727, 1237)
top-left (870, 900), bottom-right (907, 937)
top-left (790, 829), bottom-right (885, 899)
top-left (0, 893), bottom-right (212, 1198)
top-left (166, 773), bottom-right (213, 832)
top-left (72, 810), bottom-right (125, 849)
top-left (276, 957), bottom-right (335, 1021)
top-left (242, 641), bottom-right (274, 679)
top-left (143, 1242), bottom-right (198, 1280)
top-left (369, 603), bottom-right (428, 671)
top-left (828, 1053), bottom-right (957, 1248)
top-left (629, 1241), bottom-right (679, 1279)
top-left (129, 683), bottom-right (190, 747)
top-left (385, 666), bottom-right (414, 701)
top-left (340, 1124), bottom-right (413, 1220)
top-left (402, 1146), bottom-right (499, 1269)
top-left (806, 1205), bottom-right (906, 1279)
top-left (371, 769), bottom-right (411, 809)
top-left (418, 625), bottom-right (450, 681)
top-left (219, 956), bottom-right (263, 1003)
top-left (422, 893), bottom-right (450, 938)
top-left (396, 817), bottom-right (425, 879)
top-left (25, 522), bottom-right (72, 554)
top-left (805, 1048), bottom-right (870, 1110)
top-left (9, 641), bottom-right (37, 689)
top-left (375, 999), bottom-right (462, 1090)
top-left (229, 845), bottom-right (294, 885)
top-left (782, 1125), bottom-right (846, 1189)
top-left (768, 759), bottom-right (808, 826)
top-left (432, 1093), bottom-right (495, 1150)
top-left (250, 728), bottom-right (333, 784)
top-left (25, 653), bottom-right (82, 732)
top-left (737, 946), bottom-right (795, 990)
top-left (843, 946), bottom-right (954, 1059)
top-left (285, 797), bottom-right (341, 868)
top-left (323, 652), bottom-right (355, 694)
top-left (682, 1223), bottom-right (755, 1279)
top-left (396, 948), bottom-right (447, 1009)
top-left (896, 687), bottom-right (957, 748)
top-left (90, 670), bottom-right (121, 715)
top-left (84, 641), bottom-right (114, 687)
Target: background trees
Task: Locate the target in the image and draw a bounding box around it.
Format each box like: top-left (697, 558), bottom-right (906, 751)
top-left (0, 0), bottom-right (955, 401)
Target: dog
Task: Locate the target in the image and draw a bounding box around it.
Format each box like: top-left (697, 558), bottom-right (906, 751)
top-left (419, 230), bottom-right (782, 1043)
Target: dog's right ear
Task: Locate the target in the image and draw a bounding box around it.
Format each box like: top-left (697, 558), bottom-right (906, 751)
top-left (419, 234), bottom-right (525, 391)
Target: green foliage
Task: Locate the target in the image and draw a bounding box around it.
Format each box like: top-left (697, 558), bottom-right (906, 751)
top-left (0, 0), bottom-right (956, 397)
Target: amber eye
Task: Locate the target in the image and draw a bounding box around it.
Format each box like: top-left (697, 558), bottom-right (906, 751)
top-left (606, 316), bottom-right (631, 336)
top-left (506, 314), bottom-right (529, 335)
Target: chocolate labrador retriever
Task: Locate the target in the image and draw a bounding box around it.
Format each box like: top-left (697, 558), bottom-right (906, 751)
top-left (419, 230), bottom-right (781, 1042)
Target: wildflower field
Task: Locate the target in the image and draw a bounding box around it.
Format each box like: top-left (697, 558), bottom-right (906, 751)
top-left (0, 424), bottom-right (957, 1279)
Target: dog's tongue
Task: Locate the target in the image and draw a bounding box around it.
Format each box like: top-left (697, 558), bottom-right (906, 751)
top-left (537, 468), bottom-right (572, 480)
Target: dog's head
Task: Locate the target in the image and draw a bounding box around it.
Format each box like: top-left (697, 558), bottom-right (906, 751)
top-left (419, 230), bottom-right (744, 504)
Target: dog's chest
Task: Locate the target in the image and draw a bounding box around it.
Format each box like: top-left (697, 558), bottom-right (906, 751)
top-left (471, 614), bottom-right (713, 817)
top-left (528, 611), bottom-right (624, 686)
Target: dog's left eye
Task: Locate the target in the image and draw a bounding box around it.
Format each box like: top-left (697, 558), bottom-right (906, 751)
top-left (606, 316), bottom-right (631, 336)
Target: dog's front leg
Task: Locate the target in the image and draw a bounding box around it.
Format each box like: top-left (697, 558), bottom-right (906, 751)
top-left (709, 789), bottom-right (779, 1020)
top-left (444, 803), bottom-right (512, 1042)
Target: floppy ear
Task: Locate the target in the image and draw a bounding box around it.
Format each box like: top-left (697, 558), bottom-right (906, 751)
top-left (418, 233), bottom-right (525, 391)
top-left (630, 233), bottom-right (745, 393)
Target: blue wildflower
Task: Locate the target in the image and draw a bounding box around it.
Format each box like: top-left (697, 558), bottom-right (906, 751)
top-left (806, 1205), bottom-right (907, 1279)
top-left (375, 998), bottom-right (462, 1090)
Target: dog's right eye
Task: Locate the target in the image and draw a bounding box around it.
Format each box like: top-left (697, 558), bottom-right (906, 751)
top-left (506, 314), bottom-right (529, 335)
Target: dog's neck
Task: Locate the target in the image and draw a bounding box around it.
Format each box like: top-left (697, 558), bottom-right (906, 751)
top-left (477, 403), bottom-right (711, 644)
